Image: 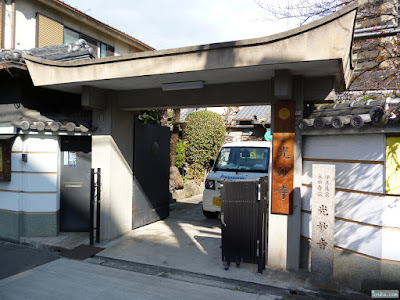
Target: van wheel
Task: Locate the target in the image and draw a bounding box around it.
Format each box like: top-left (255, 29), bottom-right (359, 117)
top-left (202, 210), bottom-right (219, 219)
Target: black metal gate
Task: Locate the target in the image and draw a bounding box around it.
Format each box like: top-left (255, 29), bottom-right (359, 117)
top-left (133, 120), bottom-right (170, 228)
top-left (220, 176), bottom-right (268, 273)
top-left (60, 136), bottom-right (91, 232)
top-left (90, 168), bottom-right (101, 245)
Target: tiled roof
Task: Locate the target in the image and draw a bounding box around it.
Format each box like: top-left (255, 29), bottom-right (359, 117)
top-left (0, 104), bottom-right (90, 134)
top-left (233, 106), bottom-right (271, 123)
top-left (300, 98), bottom-right (400, 130)
top-left (0, 39), bottom-right (95, 67)
top-left (349, 70), bottom-right (400, 91)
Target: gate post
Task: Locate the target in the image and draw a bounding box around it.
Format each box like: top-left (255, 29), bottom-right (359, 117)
top-left (267, 75), bottom-right (303, 271)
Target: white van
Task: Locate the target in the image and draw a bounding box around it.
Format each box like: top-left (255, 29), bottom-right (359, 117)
top-left (202, 141), bottom-right (270, 218)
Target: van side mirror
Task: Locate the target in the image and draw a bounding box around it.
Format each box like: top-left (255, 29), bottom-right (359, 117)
top-left (209, 159), bottom-right (215, 166)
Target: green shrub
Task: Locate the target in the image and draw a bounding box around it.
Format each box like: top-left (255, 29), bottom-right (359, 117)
top-left (138, 110), bottom-right (162, 124)
top-left (184, 111), bottom-right (226, 179)
top-left (175, 139), bottom-right (187, 169)
top-left (187, 162), bottom-right (204, 179)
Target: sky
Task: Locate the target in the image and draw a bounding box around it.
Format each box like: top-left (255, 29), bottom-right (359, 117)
top-left (61, 0), bottom-right (299, 50)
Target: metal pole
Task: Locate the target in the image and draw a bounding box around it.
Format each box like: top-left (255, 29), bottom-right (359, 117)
top-left (354, 28), bottom-right (400, 39)
top-left (354, 24), bottom-right (397, 34)
top-left (96, 168), bottom-right (101, 243)
top-left (89, 168), bottom-right (95, 245)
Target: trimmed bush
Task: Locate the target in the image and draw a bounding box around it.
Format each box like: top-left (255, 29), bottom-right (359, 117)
top-left (175, 139), bottom-right (187, 169)
top-left (184, 111), bottom-right (226, 179)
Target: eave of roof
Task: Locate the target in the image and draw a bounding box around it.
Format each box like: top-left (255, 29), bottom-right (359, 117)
top-left (39, 0), bottom-right (154, 51)
top-left (23, 3), bottom-right (358, 101)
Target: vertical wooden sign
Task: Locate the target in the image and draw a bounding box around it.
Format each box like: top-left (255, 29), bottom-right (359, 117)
top-left (271, 101), bottom-right (295, 214)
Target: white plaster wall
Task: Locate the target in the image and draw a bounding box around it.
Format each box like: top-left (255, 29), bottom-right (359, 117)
top-left (92, 135), bottom-right (133, 241)
top-left (301, 213), bottom-right (384, 260)
top-left (302, 186), bottom-right (384, 226)
top-left (302, 134), bottom-right (385, 161)
top-left (13, 152), bottom-right (58, 172)
top-left (382, 196), bottom-right (400, 228)
top-left (0, 193), bottom-right (57, 212)
top-left (20, 193), bottom-right (58, 212)
top-left (0, 193), bottom-right (19, 211)
top-left (335, 191), bottom-right (383, 225)
top-left (335, 219), bottom-right (382, 259)
top-left (14, 0), bottom-right (37, 50)
top-left (301, 134), bottom-right (400, 262)
top-left (3, 1), bottom-right (14, 49)
top-left (0, 135), bottom-right (59, 213)
top-left (381, 229), bottom-right (400, 261)
top-left (303, 161), bottom-right (384, 193)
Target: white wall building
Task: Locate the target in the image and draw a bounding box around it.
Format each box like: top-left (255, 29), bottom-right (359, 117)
top-left (0, 0), bottom-right (153, 56)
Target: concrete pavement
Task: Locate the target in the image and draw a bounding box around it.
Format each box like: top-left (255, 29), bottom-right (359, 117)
top-left (96, 195), bottom-right (352, 296)
top-left (0, 241), bottom-right (59, 280)
top-left (0, 258), bottom-right (280, 300)
top-left (12, 195), bottom-right (368, 299)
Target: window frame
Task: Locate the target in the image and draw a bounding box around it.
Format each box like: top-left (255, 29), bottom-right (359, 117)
top-left (63, 26), bottom-right (114, 58)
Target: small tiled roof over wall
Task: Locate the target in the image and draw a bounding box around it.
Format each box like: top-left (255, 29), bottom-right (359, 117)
top-left (0, 39), bottom-right (95, 67)
top-left (299, 98), bottom-right (400, 130)
top-left (233, 105), bottom-right (271, 123)
top-left (0, 104), bottom-right (90, 133)
top-left (0, 40), bottom-right (95, 134)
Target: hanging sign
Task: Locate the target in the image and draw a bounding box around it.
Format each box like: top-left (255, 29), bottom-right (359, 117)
top-left (271, 101), bottom-right (295, 214)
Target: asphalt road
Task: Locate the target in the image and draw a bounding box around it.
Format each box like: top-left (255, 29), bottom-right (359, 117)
top-left (0, 241), bottom-right (59, 280)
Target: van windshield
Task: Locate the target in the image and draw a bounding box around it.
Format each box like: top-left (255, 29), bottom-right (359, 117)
top-left (213, 146), bottom-right (270, 173)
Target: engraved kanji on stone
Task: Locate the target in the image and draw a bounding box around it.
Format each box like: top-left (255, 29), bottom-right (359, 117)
top-left (317, 238), bottom-right (328, 250)
top-left (318, 205), bottom-right (329, 216)
top-left (276, 185), bottom-right (290, 200)
top-left (317, 222), bottom-right (328, 231)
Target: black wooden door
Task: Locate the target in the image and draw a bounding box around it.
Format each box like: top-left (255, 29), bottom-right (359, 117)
top-left (60, 136), bottom-right (91, 232)
top-left (133, 120), bottom-right (170, 229)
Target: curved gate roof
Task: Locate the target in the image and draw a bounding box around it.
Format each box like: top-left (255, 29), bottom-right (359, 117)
top-left (23, 3), bottom-right (358, 108)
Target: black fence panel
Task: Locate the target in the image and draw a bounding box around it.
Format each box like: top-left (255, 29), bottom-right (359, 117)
top-left (220, 176), bottom-right (268, 273)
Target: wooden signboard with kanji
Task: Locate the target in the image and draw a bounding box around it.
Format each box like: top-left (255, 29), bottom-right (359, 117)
top-left (271, 101), bottom-right (295, 214)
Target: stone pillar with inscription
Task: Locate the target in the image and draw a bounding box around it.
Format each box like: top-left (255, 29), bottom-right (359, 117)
top-left (311, 164), bottom-right (335, 283)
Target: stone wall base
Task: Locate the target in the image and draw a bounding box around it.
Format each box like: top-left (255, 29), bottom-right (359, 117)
top-left (300, 237), bottom-right (400, 293)
top-left (0, 210), bottom-right (58, 242)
